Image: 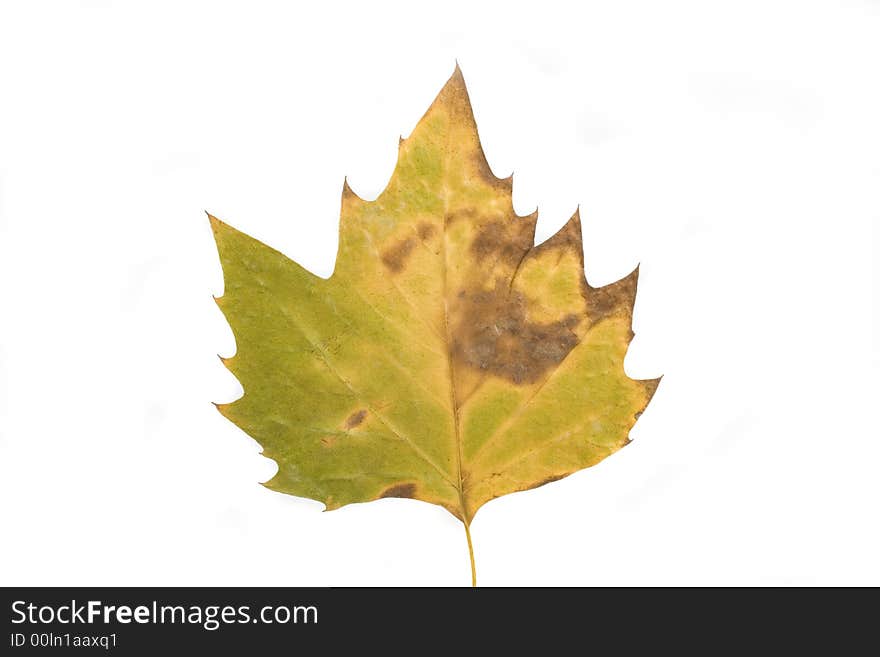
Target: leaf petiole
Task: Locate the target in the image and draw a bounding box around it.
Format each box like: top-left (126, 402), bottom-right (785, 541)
top-left (464, 522), bottom-right (476, 587)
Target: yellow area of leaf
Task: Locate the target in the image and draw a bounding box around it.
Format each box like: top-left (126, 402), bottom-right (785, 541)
top-left (210, 65), bottom-right (659, 582)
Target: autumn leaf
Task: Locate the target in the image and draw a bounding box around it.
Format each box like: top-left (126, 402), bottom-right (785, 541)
top-left (210, 65), bottom-right (660, 585)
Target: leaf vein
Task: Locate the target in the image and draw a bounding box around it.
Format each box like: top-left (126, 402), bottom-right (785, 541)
top-left (282, 312), bottom-right (457, 489)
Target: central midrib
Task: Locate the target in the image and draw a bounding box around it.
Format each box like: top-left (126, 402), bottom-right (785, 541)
top-left (439, 145), bottom-right (469, 525)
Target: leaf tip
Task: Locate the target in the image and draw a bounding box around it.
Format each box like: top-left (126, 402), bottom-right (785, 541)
top-left (533, 208), bottom-right (584, 264)
top-left (321, 497), bottom-right (343, 512)
top-left (563, 207), bottom-right (583, 235)
top-left (452, 58), bottom-right (463, 79)
top-left (585, 263), bottom-right (641, 325)
top-left (625, 262), bottom-right (641, 288)
top-left (207, 212), bottom-right (231, 251)
top-left (638, 376), bottom-right (663, 406)
top-left (341, 176), bottom-right (365, 204)
top-left (258, 476), bottom-right (274, 488)
top-left (438, 60), bottom-right (471, 107)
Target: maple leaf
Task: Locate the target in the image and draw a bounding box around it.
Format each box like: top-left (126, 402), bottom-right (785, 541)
top-left (210, 65), bottom-right (660, 585)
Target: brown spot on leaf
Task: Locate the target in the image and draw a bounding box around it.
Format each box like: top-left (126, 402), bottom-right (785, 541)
top-left (380, 483), bottom-right (416, 499)
top-left (417, 222), bottom-right (436, 241)
top-left (451, 281), bottom-right (580, 385)
top-left (381, 237), bottom-right (416, 273)
top-left (470, 220), bottom-right (533, 266)
top-left (345, 409), bottom-right (367, 429)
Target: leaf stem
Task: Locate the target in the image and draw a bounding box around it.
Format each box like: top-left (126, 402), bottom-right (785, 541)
top-left (464, 522), bottom-right (476, 587)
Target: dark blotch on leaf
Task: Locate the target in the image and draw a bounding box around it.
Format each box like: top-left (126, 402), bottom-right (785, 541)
top-left (470, 220), bottom-right (532, 266)
top-left (452, 282), bottom-right (580, 385)
top-left (381, 237), bottom-right (416, 273)
top-left (380, 483), bottom-right (416, 499)
top-left (345, 409), bottom-right (367, 429)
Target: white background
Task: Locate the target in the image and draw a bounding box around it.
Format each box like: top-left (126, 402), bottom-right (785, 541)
top-left (1, 0), bottom-right (878, 586)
